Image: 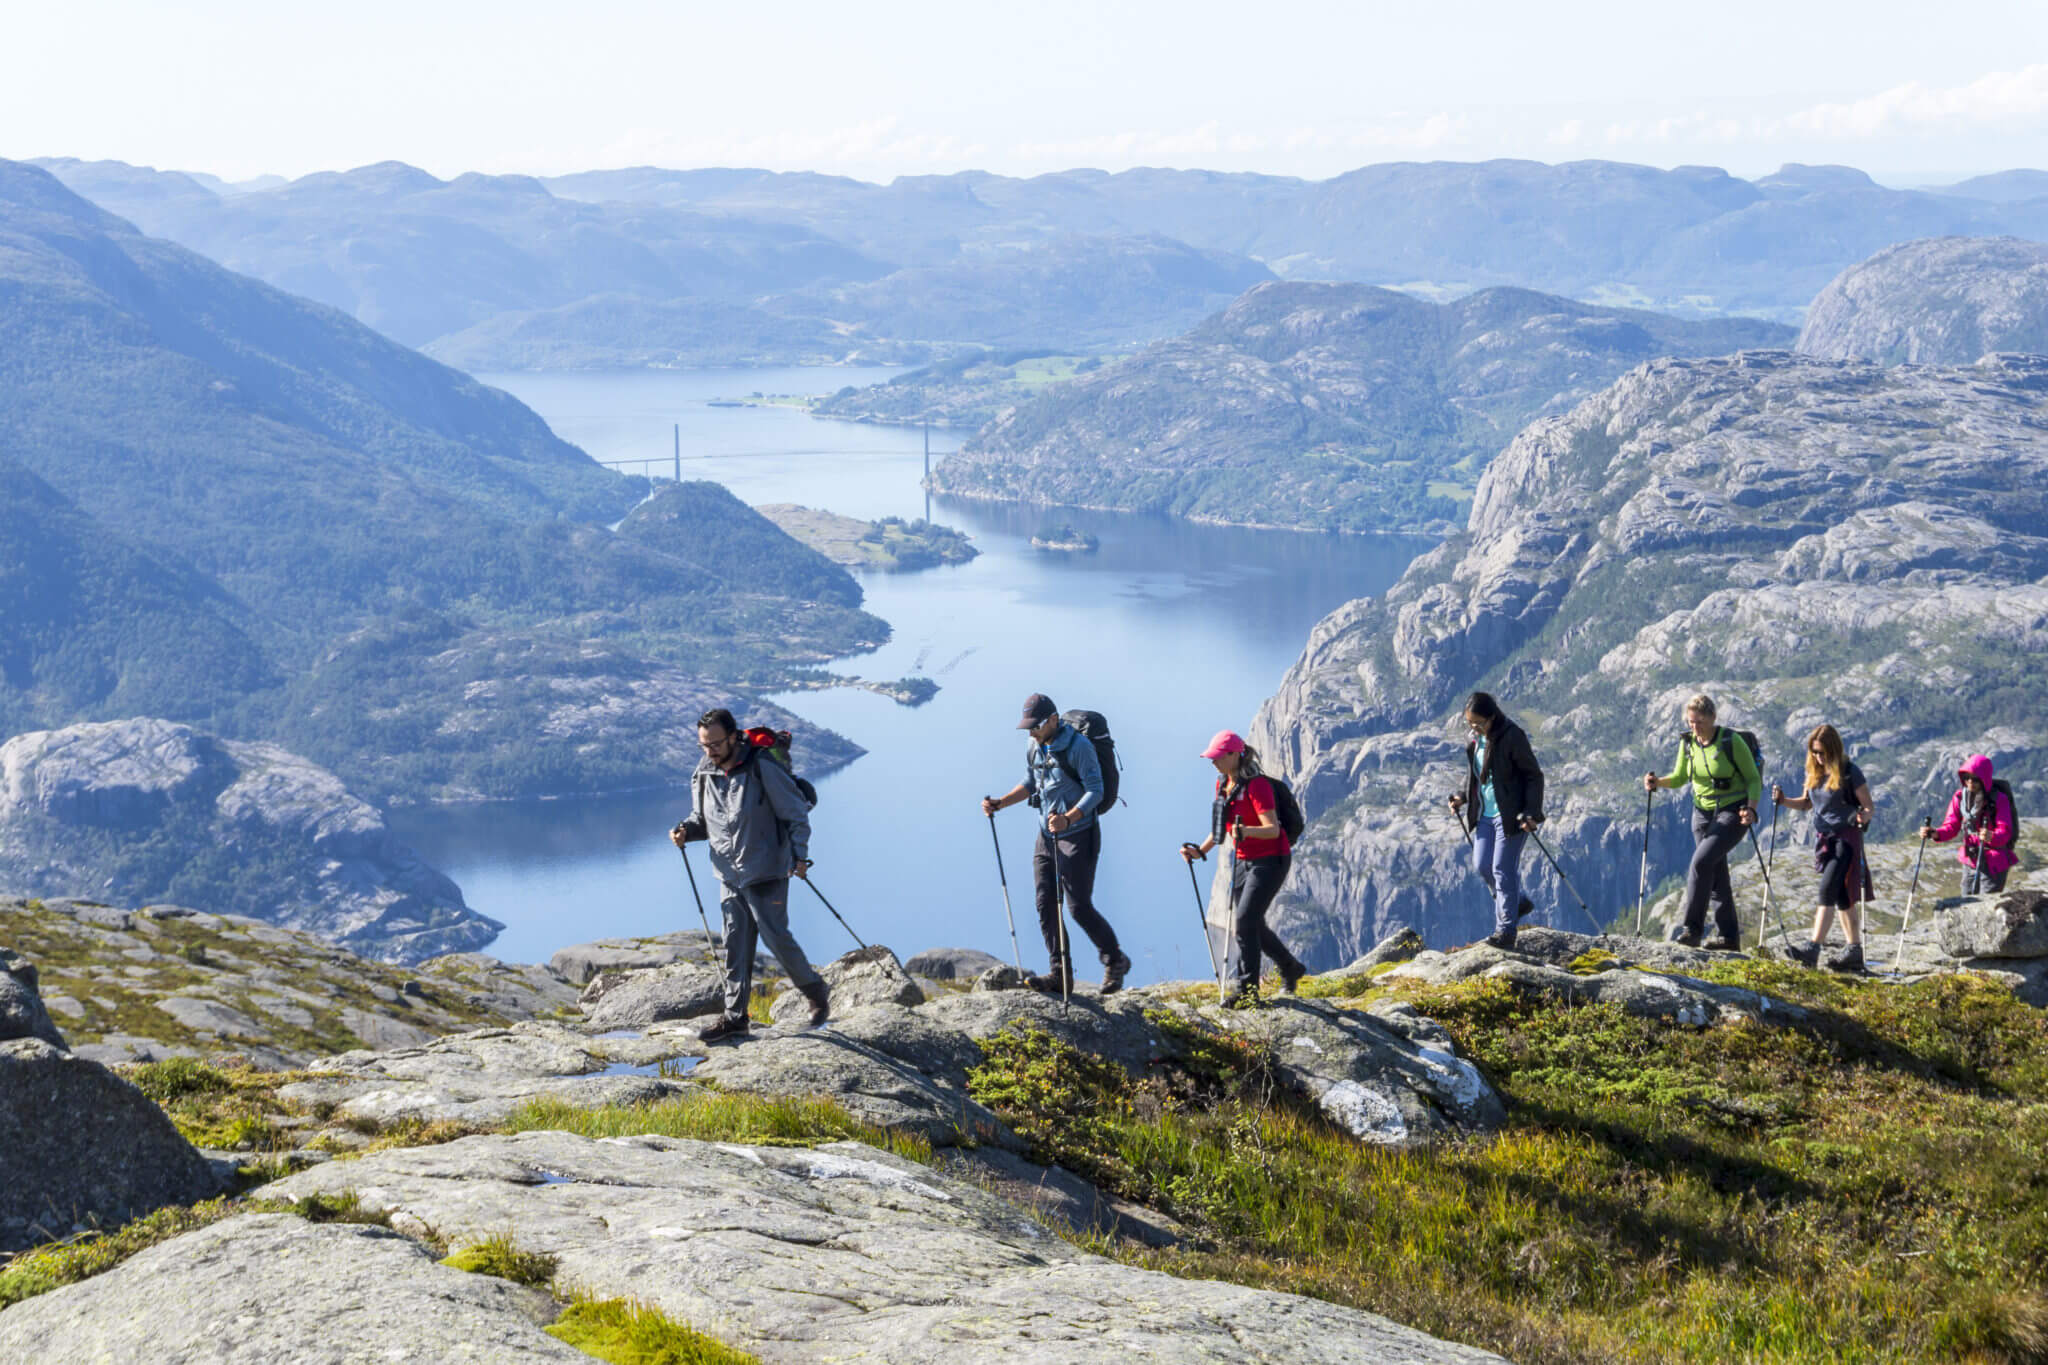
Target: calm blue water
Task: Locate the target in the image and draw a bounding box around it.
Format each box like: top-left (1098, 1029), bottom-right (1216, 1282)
top-left (389, 370), bottom-right (1428, 984)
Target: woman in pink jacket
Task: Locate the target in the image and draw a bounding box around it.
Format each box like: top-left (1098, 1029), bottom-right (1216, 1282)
top-left (1919, 754), bottom-right (2018, 896)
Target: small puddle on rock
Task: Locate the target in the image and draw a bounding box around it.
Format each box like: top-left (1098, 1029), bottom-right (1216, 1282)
top-left (534, 1170), bottom-right (576, 1186)
top-left (591, 1029), bottom-right (644, 1040)
top-left (597, 1055), bottom-right (702, 1078)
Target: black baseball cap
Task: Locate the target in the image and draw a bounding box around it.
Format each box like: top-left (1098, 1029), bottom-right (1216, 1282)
top-left (1017, 693), bottom-right (1058, 729)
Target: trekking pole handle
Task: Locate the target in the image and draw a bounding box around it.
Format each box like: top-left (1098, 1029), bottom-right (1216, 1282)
top-left (1181, 841), bottom-right (1207, 861)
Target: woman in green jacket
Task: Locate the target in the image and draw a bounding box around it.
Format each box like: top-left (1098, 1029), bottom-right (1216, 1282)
top-left (1642, 694), bottom-right (1759, 950)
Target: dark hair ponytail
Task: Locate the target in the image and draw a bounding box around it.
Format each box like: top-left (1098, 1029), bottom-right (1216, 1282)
top-left (1465, 691), bottom-right (1501, 722)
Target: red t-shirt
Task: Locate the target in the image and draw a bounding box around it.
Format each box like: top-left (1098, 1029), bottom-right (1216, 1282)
top-left (1226, 776), bottom-right (1290, 860)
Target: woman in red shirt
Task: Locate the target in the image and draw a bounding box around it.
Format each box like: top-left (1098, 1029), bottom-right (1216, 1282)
top-left (1181, 730), bottom-right (1306, 1006)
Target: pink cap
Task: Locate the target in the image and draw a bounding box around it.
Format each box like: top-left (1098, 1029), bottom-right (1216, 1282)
top-left (1200, 730), bottom-right (1246, 759)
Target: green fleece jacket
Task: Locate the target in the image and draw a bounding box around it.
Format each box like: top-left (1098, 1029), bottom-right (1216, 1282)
top-left (1663, 727), bottom-right (1762, 812)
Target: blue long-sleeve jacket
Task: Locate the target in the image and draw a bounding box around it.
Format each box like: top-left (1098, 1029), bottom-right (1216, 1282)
top-left (1026, 723), bottom-right (1103, 834)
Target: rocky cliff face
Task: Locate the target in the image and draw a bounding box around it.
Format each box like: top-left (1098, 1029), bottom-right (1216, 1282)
top-left (1253, 350), bottom-right (2048, 961)
top-left (0, 720), bottom-right (497, 963)
top-left (1797, 236), bottom-right (2048, 365)
top-left (932, 281), bottom-right (1791, 533)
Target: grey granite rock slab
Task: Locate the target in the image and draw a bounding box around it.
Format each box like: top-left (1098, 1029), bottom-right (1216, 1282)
top-left (0, 1213), bottom-right (585, 1363)
top-left (262, 1130), bottom-right (1504, 1363)
top-left (580, 961), bottom-right (727, 1031)
top-left (0, 946), bottom-right (65, 1047)
top-left (770, 943), bottom-right (924, 1025)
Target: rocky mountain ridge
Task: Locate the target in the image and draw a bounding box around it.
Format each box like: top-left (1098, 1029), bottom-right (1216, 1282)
top-left (1252, 349), bottom-right (2048, 957)
top-left (930, 281), bottom-right (1793, 533)
top-left (1796, 235), bottom-right (2048, 364)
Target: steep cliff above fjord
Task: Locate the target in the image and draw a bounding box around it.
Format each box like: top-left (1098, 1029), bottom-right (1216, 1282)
top-left (1252, 350), bottom-right (2048, 960)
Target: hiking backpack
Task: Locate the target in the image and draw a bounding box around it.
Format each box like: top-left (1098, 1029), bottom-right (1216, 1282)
top-left (1266, 774), bottom-right (1307, 843)
top-left (1987, 778), bottom-right (2020, 849)
top-left (1687, 727), bottom-right (1762, 802)
top-left (1049, 709), bottom-right (1121, 814)
top-left (742, 725), bottom-right (818, 808)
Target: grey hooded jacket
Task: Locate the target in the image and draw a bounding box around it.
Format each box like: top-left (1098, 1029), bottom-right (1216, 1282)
top-left (679, 750), bottom-right (812, 889)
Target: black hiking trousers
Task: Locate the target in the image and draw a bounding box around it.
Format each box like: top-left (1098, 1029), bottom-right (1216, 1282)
top-left (1682, 805), bottom-right (1747, 942)
top-left (1227, 854), bottom-right (1303, 992)
top-left (1033, 824), bottom-right (1121, 977)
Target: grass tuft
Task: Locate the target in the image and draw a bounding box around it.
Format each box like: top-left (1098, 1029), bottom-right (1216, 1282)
top-left (499, 1091), bottom-right (932, 1165)
top-left (442, 1232), bottom-right (557, 1288)
top-left (0, 1199), bottom-right (237, 1309)
top-left (546, 1295), bottom-right (760, 1364)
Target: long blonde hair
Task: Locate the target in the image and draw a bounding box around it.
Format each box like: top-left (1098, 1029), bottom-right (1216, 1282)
top-left (1804, 724), bottom-right (1848, 793)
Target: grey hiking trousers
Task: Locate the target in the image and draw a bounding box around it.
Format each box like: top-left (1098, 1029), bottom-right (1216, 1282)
top-left (719, 878), bottom-right (822, 1022)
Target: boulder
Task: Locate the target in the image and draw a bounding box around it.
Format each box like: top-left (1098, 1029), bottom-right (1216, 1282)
top-left (1938, 890), bottom-right (2048, 959)
top-left (0, 1214), bottom-right (585, 1363)
top-left (1328, 925), bottom-right (1427, 977)
top-left (0, 947), bottom-right (65, 1048)
top-left (1202, 998), bottom-right (1505, 1146)
top-left (1483, 959), bottom-right (1805, 1028)
top-left (770, 944), bottom-right (924, 1025)
top-left (580, 962), bottom-right (726, 1033)
top-left (0, 1039), bottom-right (222, 1252)
top-left (905, 946), bottom-right (1007, 980)
top-left (546, 931), bottom-right (717, 985)
top-left (973, 964), bottom-right (1032, 991)
top-left (692, 1003), bottom-right (1013, 1148)
top-left (261, 1130), bottom-right (1506, 1363)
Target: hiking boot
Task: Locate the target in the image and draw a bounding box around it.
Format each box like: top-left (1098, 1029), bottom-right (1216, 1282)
top-left (1671, 928), bottom-right (1703, 948)
top-left (1785, 939), bottom-right (1823, 969)
top-left (698, 1015), bottom-right (750, 1045)
top-left (1277, 959), bottom-right (1307, 996)
top-left (1027, 970), bottom-right (1072, 996)
top-left (1703, 935), bottom-right (1743, 953)
top-left (1100, 950), bottom-right (1132, 996)
top-left (799, 981), bottom-right (830, 1029)
top-left (1516, 895), bottom-right (1535, 921)
top-left (1483, 929), bottom-right (1517, 951)
top-left (1826, 944), bottom-right (1867, 974)
top-left (1222, 984), bottom-right (1263, 1010)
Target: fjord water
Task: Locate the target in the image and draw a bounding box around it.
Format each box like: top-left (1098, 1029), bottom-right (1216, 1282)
top-left (390, 370), bottom-right (1428, 982)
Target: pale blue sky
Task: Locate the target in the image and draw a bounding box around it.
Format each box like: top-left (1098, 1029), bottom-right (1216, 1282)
top-left (6, 0), bottom-right (2045, 183)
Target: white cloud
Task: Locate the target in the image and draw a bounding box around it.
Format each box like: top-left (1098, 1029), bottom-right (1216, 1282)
top-left (1546, 119), bottom-right (1584, 146)
top-left (1781, 63), bottom-right (2048, 138)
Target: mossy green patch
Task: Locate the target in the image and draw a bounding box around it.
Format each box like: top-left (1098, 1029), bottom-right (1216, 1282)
top-left (443, 1232), bottom-right (557, 1289)
top-left (499, 1091), bottom-right (933, 1165)
top-left (546, 1296), bottom-right (760, 1364)
top-left (0, 1199), bottom-right (238, 1310)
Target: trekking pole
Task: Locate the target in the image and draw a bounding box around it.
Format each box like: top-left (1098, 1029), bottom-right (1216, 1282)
top-left (1221, 821), bottom-right (1243, 1003)
top-left (674, 840), bottom-right (721, 967)
top-left (798, 876), bottom-right (868, 951)
top-left (1754, 795), bottom-right (1783, 951)
top-left (1048, 827), bottom-right (1071, 1008)
top-left (986, 808), bottom-right (1023, 970)
top-left (1528, 827), bottom-right (1600, 936)
top-left (1746, 820), bottom-right (1793, 952)
top-left (1636, 786), bottom-right (1654, 936)
top-left (1181, 845), bottom-right (1224, 987)
top-left (1893, 815), bottom-right (1932, 973)
top-left (1970, 810), bottom-right (1992, 897)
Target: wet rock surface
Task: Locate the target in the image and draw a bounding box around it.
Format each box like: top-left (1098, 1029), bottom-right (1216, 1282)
top-left (259, 1130), bottom-right (1506, 1364)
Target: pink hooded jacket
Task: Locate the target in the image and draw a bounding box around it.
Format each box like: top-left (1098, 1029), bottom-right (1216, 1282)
top-left (1931, 754), bottom-right (2017, 879)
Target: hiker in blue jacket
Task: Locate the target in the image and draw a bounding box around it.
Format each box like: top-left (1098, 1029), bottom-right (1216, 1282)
top-left (980, 693), bottom-right (1132, 996)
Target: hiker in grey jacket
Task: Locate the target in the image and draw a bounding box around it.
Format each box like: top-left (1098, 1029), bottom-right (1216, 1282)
top-left (980, 693), bottom-right (1132, 996)
top-left (671, 708), bottom-right (827, 1041)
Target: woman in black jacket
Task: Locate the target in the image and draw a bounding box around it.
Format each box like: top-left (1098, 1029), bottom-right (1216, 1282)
top-left (1446, 692), bottom-right (1545, 949)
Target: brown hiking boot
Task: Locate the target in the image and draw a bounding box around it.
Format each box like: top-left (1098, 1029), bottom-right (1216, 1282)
top-left (698, 1015), bottom-right (750, 1044)
top-left (1027, 969), bottom-right (1072, 996)
top-left (1100, 951), bottom-right (1132, 995)
top-left (800, 981), bottom-right (830, 1029)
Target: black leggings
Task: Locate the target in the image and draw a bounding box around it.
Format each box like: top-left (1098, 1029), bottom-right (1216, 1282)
top-left (1227, 854), bottom-right (1303, 991)
top-left (1682, 805), bottom-right (1746, 941)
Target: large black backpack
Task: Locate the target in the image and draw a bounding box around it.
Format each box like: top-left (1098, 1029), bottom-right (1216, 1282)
top-left (1990, 778), bottom-right (2020, 848)
top-left (1050, 709), bottom-right (1121, 814)
top-left (1266, 774), bottom-right (1306, 843)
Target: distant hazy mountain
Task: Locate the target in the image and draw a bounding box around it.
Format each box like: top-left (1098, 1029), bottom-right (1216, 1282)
top-left (31, 157), bottom-right (891, 347)
top-left (1797, 237), bottom-right (2048, 364)
top-left (0, 159), bottom-right (877, 812)
top-left (0, 459), bottom-right (271, 737)
top-left (1937, 170), bottom-right (2048, 204)
top-left (551, 159), bottom-right (2048, 324)
top-left (929, 281), bottom-right (1793, 533)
